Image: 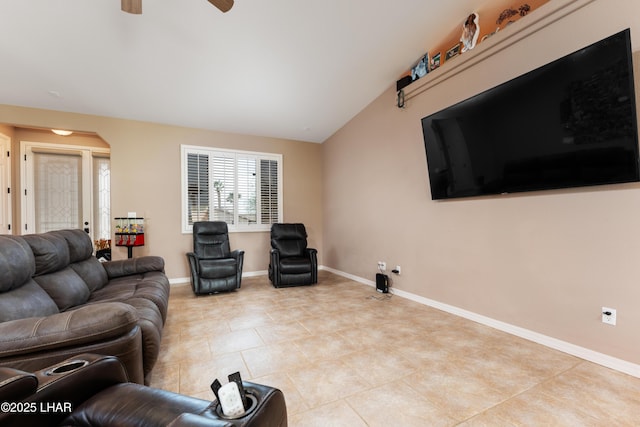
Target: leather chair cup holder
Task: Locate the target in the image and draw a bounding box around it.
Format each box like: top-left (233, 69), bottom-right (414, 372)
top-left (44, 359), bottom-right (90, 376)
top-left (215, 392), bottom-right (258, 420)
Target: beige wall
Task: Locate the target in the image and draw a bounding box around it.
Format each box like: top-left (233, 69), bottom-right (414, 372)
top-left (0, 107), bottom-right (323, 279)
top-left (323, 0), bottom-right (640, 365)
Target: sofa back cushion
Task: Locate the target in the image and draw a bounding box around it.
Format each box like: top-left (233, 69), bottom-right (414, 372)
top-left (270, 223), bottom-right (308, 258)
top-left (23, 231), bottom-right (92, 311)
top-left (193, 221), bottom-right (231, 259)
top-left (71, 257), bottom-right (109, 292)
top-left (22, 232), bottom-right (70, 275)
top-left (0, 236), bottom-right (59, 322)
top-left (0, 236), bottom-right (35, 292)
top-left (0, 280), bottom-right (59, 322)
top-left (43, 230), bottom-right (108, 292)
top-left (32, 268), bottom-right (91, 311)
top-left (54, 229), bottom-right (93, 263)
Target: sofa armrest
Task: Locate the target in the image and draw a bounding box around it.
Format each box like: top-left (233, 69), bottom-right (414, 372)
top-left (269, 248), bottom-right (280, 258)
top-left (231, 250), bottom-right (244, 273)
top-left (0, 302), bottom-right (138, 358)
top-left (306, 248), bottom-right (318, 284)
top-left (188, 251), bottom-right (244, 269)
top-left (186, 252), bottom-right (199, 273)
top-left (230, 249), bottom-right (244, 260)
top-left (1, 354), bottom-right (131, 427)
top-left (0, 367), bottom-right (38, 402)
top-left (268, 249), bottom-right (280, 286)
top-left (103, 256), bottom-right (165, 279)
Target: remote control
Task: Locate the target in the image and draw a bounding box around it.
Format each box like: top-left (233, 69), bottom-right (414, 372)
top-left (218, 381), bottom-right (245, 418)
top-left (228, 371), bottom-right (248, 409)
top-left (210, 378), bottom-right (222, 401)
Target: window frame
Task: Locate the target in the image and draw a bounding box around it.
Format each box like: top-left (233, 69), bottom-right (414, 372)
top-left (180, 144), bottom-right (283, 233)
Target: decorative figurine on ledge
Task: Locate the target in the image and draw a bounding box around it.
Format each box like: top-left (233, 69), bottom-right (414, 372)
top-left (461, 12), bottom-right (480, 53)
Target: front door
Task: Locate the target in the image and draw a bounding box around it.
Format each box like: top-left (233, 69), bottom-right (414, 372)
top-left (21, 141), bottom-right (110, 242)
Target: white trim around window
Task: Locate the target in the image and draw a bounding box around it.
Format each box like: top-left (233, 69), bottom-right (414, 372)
top-left (180, 144), bottom-right (283, 233)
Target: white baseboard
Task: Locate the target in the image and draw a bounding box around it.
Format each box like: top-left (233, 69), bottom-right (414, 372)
top-left (320, 265), bottom-right (375, 286)
top-left (242, 270), bottom-right (269, 278)
top-left (323, 267), bottom-right (640, 379)
top-left (169, 277), bottom-right (190, 285)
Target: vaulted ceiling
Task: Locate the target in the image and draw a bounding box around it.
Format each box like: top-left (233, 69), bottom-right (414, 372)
top-left (0, 1), bottom-right (484, 142)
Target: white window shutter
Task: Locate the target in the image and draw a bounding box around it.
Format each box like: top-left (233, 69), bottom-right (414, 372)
top-left (182, 145), bottom-right (282, 232)
top-left (187, 152), bottom-right (210, 225)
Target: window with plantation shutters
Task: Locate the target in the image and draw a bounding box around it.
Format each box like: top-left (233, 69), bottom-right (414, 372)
top-left (186, 151), bottom-right (210, 225)
top-left (211, 153), bottom-right (233, 224)
top-left (260, 159), bottom-right (279, 225)
top-left (181, 145), bottom-right (282, 233)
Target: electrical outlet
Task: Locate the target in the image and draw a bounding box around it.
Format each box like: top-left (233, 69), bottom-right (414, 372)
top-left (394, 265), bottom-right (401, 275)
top-left (602, 307), bottom-right (616, 326)
top-left (377, 261), bottom-right (386, 271)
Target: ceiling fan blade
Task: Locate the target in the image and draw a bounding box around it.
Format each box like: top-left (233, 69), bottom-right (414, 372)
top-left (122, 0), bottom-right (142, 14)
top-left (208, 0), bottom-right (234, 13)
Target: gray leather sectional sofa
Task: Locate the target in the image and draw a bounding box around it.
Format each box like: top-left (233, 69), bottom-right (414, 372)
top-left (0, 229), bottom-right (170, 384)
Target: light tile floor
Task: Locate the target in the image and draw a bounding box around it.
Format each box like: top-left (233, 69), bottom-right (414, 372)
top-left (150, 271), bottom-right (640, 426)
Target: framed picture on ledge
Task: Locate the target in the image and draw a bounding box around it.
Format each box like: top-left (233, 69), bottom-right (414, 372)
top-left (411, 52), bottom-right (430, 81)
top-left (430, 52), bottom-right (441, 71)
top-left (445, 43), bottom-right (461, 61)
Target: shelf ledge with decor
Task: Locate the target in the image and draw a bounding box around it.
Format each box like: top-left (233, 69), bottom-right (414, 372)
top-left (397, 0), bottom-right (594, 108)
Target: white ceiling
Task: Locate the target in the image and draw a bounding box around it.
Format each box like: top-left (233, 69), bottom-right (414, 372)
top-left (0, 0), bottom-right (483, 143)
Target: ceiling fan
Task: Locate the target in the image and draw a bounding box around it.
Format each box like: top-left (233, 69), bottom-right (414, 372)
top-left (121, 0), bottom-right (234, 15)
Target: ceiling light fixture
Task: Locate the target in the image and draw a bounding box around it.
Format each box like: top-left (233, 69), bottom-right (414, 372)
top-left (52, 129), bottom-right (73, 136)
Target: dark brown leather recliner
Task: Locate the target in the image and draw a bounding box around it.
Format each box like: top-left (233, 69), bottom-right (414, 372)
top-left (268, 223), bottom-right (317, 287)
top-left (0, 353), bottom-right (287, 427)
top-left (187, 222), bottom-right (244, 295)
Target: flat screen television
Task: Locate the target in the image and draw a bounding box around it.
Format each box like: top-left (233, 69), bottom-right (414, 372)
top-left (421, 29), bottom-right (639, 200)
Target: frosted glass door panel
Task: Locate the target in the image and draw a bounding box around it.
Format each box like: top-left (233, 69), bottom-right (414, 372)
top-left (33, 152), bottom-right (82, 233)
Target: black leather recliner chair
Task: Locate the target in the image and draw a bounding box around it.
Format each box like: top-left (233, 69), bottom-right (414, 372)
top-left (187, 222), bottom-right (244, 295)
top-left (268, 223), bottom-right (317, 288)
top-left (0, 353), bottom-right (288, 427)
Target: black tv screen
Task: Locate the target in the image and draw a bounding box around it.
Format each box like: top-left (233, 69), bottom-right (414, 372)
top-left (421, 29), bottom-right (639, 200)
